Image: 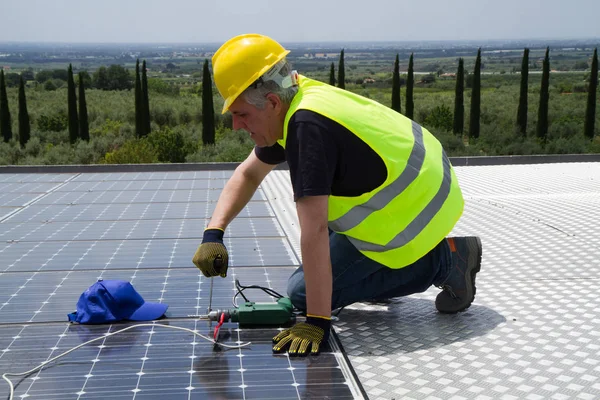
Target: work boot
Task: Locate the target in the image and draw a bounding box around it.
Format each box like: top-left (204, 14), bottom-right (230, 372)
top-left (435, 236), bottom-right (482, 314)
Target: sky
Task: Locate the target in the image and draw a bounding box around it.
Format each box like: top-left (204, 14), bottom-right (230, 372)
top-left (2, 0), bottom-right (599, 44)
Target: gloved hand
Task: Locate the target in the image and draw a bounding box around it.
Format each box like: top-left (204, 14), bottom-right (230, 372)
top-left (272, 315), bottom-right (331, 356)
top-left (192, 228), bottom-right (229, 278)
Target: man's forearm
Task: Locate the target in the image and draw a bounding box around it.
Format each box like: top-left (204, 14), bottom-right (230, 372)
top-left (301, 226), bottom-right (333, 317)
top-left (208, 166), bottom-right (260, 229)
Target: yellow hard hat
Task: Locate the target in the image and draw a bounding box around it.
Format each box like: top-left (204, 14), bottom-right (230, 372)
top-left (212, 33), bottom-right (290, 114)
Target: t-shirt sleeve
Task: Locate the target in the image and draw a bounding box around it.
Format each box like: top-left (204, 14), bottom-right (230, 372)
top-left (254, 143), bottom-right (286, 165)
top-left (286, 113), bottom-right (338, 201)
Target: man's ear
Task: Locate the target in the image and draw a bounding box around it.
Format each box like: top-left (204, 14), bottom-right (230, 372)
top-left (265, 92), bottom-right (282, 113)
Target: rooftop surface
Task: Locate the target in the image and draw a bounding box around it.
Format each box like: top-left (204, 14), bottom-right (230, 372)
top-left (0, 159), bottom-right (599, 399)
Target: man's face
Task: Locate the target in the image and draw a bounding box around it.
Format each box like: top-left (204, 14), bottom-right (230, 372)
top-left (229, 94), bottom-right (284, 147)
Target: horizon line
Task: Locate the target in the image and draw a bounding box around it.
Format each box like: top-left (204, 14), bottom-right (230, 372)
top-left (0, 37), bottom-right (599, 46)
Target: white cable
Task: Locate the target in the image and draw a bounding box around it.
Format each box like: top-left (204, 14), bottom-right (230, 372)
top-left (2, 323), bottom-right (251, 400)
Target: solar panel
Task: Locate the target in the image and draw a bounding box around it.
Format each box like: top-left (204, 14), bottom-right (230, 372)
top-left (0, 169), bottom-right (364, 399)
top-left (0, 321), bottom-right (353, 399)
top-left (4, 202), bottom-right (272, 223)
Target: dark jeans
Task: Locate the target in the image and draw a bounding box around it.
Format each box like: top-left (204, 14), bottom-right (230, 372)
top-left (287, 231), bottom-right (451, 311)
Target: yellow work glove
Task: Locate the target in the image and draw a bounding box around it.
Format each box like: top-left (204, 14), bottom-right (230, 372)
top-left (192, 228), bottom-right (229, 278)
top-left (272, 315), bottom-right (331, 356)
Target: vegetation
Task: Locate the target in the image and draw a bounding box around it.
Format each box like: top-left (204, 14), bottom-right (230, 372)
top-left (0, 41), bottom-right (599, 166)
top-left (67, 64), bottom-right (78, 144)
top-left (337, 49), bottom-right (345, 90)
top-left (584, 48), bottom-right (598, 140)
top-left (78, 73), bottom-right (89, 141)
top-left (202, 59), bottom-right (215, 145)
top-left (141, 61), bottom-right (151, 136)
top-left (329, 63), bottom-right (335, 86)
top-left (18, 76), bottom-right (30, 147)
top-left (516, 48), bottom-right (530, 136)
top-left (135, 59), bottom-right (143, 137)
top-left (469, 49), bottom-right (482, 139)
top-left (0, 71), bottom-right (12, 142)
top-left (537, 47), bottom-right (550, 142)
top-left (406, 53), bottom-right (414, 119)
top-left (391, 54), bottom-right (401, 113)
top-left (453, 58), bottom-right (464, 135)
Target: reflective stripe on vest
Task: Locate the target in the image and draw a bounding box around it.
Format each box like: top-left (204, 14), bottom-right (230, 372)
top-left (347, 151), bottom-right (452, 252)
top-left (329, 120), bottom-right (425, 233)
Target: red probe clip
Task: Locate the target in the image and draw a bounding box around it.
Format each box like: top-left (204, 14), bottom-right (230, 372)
top-left (213, 312), bottom-right (226, 342)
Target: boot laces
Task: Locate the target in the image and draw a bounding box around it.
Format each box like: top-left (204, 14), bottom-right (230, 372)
top-left (437, 284), bottom-right (458, 299)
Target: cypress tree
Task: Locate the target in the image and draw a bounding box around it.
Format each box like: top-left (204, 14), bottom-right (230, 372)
top-left (67, 64), bottom-right (79, 144)
top-left (0, 70), bottom-right (12, 142)
top-left (337, 49), bottom-right (345, 90)
top-left (453, 58), bottom-right (464, 135)
top-left (18, 76), bottom-right (30, 147)
top-left (141, 60), bottom-right (151, 136)
top-left (329, 62), bottom-right (335, 86)
top-left (135, 59), bottom-right (143, 137)
top-left (202, 59), bottom-right (215, 145)
top-left (469, 48), bottom-right (482, 139)
top-left (391, 54), bottom-right (401, 113)
top-left (406, 53), bottom-right (414, 119)
top-left (516, 48), bottom-right (530, 136)
top-left (78, 73), bottom-right (89, 141)
top-left (584, 48), bottom-right (598, 139)
top-left (536, 47), bottom-right (550, 142)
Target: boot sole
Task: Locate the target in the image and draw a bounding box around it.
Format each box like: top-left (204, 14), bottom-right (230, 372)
top-left (438, 236), bottom-right (482, 314)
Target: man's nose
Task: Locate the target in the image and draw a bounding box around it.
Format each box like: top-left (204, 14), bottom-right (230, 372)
top-left (232, 116), bottom-right (245, 131)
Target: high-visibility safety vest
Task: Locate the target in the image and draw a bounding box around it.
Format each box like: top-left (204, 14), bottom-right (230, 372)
top-left (278, 76), bottom-right (464, 269)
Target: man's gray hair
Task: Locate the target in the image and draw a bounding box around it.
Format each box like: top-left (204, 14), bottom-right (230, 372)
top-left (242, 59), bottom-right (298, 109)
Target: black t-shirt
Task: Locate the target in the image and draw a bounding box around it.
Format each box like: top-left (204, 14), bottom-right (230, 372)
top-left (255, 109), bottom-right (387, 201)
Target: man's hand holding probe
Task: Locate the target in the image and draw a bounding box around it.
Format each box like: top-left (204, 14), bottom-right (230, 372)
top-left (193, 228), bottom-right (229, 278)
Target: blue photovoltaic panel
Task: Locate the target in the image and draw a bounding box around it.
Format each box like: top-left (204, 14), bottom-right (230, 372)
top-left (0, 267), bottom-right (296, 324)
top-left (0, 321), bottom-right (353, 400)
top-left (0, 218), bottom-right (283, 242)
top-left (0, 169), bottom-right (362, 400)
top-left (0, 238), bottom-right (297, 273)
top-left (3, 201), bottom-right (272, 223)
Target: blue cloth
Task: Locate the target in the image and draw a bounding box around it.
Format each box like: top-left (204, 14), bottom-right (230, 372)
top-left (287, 230), bottom-right (451, 311)
top-left (68, 279), bottom-right (168, 324)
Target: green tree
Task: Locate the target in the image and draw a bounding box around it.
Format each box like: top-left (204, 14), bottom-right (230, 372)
top-left (135, 59), bottom-right (143, 137)
top-left (337, 49), bottom-right (345, 90)
top-left (0, 70), bottom-right (12, 142)
top-left (93, 65), bottom-right (133, 91)
top-left (406, 53), bottom-right (414, 119)
top-left (329, 62), bottom-right (335, 86)
top-left (103, 139), bottom-right (158, 164)
top-left (35, 70), bottom-right (54, 84)
top-left (78, 73), bottom-right (89, 142)
top-left (3, 73), bottom-right (20, 87)
top-left (425, 104), bottom-right (453, 131)
top-left (453, 58), bottom-right (464, 135)
top-left (94, 66), bottom-right (109, 90)
top-left (67, 64), bottom-right (79, 144)
top-left (141, 60), bottom-right (151, 136)
top-left (21, 68), bottom-right (34, 81)
top-left (469, 48), bottom-right (482, 139)
top-left (584, 48), bottom-right (598, 139)
top-left (391, 54), bottom-right (401, 113)
top-left (18, 76), bottom-right (30, 147)
top-left (516, 48), bottom-right (530, 136)
top-left (78, 71), bottom-right (92, 89)
top-left (148, 127), bottom-right (186, 163)
top-left (536, 47), bottom-right (550, 142)
top-left (202, 59), bottom-right (216, 145)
